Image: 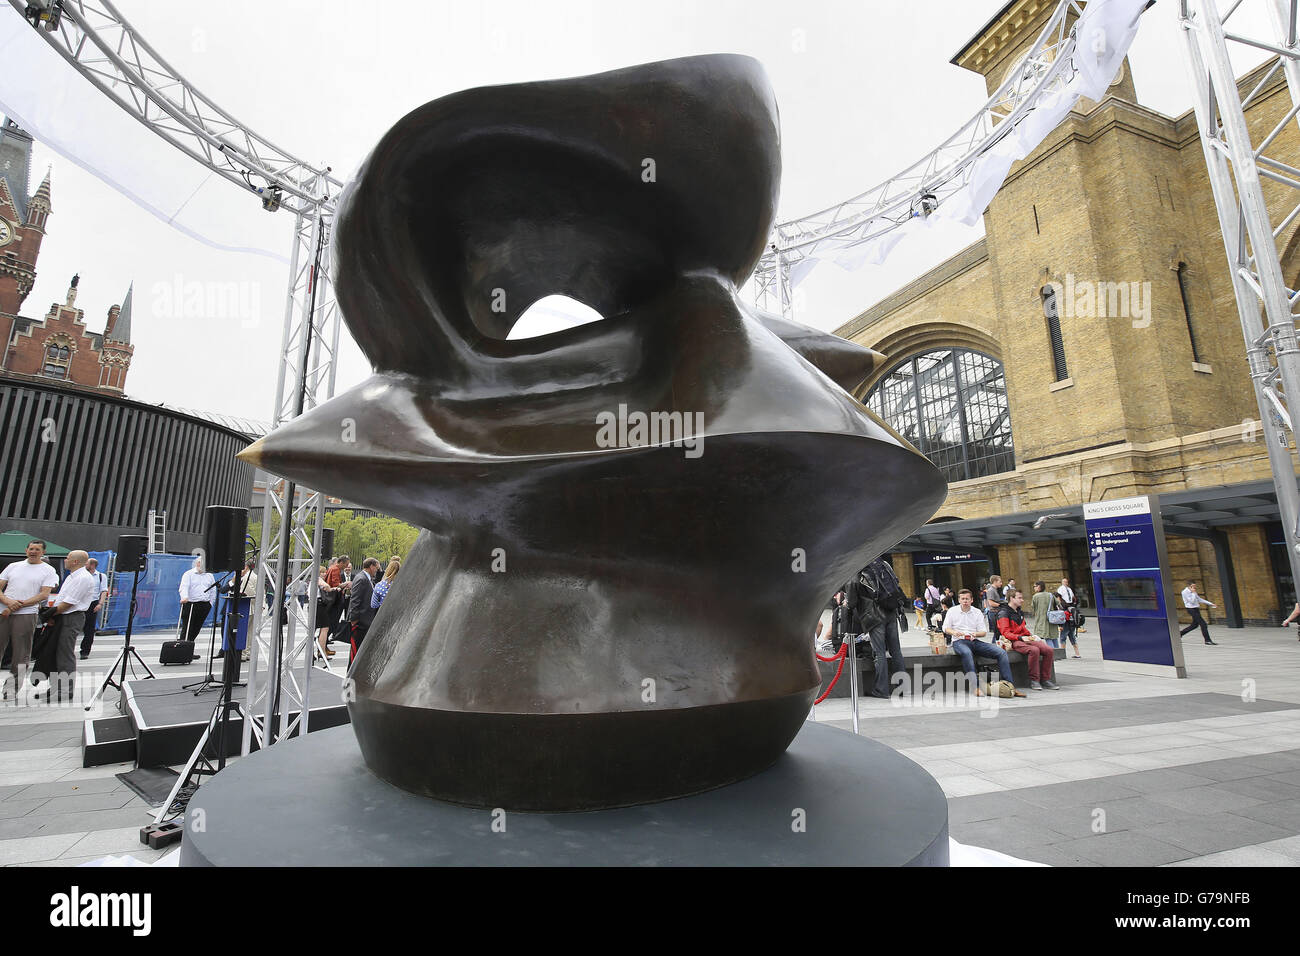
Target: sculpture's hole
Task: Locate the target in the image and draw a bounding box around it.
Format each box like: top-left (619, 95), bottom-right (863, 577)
top-left (507, 295), bottom-right (606, 340)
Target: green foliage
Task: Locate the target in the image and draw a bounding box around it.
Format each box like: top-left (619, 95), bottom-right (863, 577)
top-left (248, 510), bottom-right (418, 566)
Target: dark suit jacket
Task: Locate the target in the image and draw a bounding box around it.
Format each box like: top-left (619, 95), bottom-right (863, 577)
top-left (348, 570), bottom-right (377, 627)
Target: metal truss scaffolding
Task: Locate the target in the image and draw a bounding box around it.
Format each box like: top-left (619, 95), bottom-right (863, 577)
top-left (754, 0), bottom-right (1099, 318)
top-left (6, 0), bottom-right (345, 749)
top-left (1180, 0), bottom-right (1300, 593)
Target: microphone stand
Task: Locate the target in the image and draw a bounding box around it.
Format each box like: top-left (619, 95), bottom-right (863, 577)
top-left (184, 573), bottom-right (231, 694)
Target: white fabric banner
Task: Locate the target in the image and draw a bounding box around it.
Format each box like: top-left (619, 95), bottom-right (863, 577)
top-left (805, 0), bottom-right (1149, 275)
top-left (0, 15), bottom-right (290, 263)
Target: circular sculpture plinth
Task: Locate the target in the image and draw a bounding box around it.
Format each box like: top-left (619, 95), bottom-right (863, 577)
top-left (180, 722), bottom-right (949, 866)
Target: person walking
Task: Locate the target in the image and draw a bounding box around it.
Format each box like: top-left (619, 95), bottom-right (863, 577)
top-left (78, 558), bottom-right (109, 660)
top-left (1055, 577), bottom-right (1080, 657)
top-left (923, 578), bottom-right (943, 623)
top-left (1179, 581), bottom-right (1218, 645)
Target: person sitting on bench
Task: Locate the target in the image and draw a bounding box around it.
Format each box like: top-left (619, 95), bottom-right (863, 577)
top-left (942, 588), bottom-right (1014, 697)
top-left (997, 589), bottom-right (1059, 691)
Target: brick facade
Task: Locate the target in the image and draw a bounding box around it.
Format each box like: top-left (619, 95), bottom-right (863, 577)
top-left (838, 2), bottom-right (1297, 623)
top-left (0, 121), bottom-right (134, 395)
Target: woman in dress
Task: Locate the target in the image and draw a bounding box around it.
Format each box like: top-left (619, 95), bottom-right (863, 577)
top-left (315, 562), bottom-right (339, 657)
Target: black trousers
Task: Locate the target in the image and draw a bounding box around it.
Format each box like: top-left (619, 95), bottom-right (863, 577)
top-left (181, 601), bottom-right (211, 642)
top-left (79, 600), bottom-right (100, 655)
top-left (1180, 607), bottom-right (1211, 642)
top-left (868, 614), bottom-right (903, 698)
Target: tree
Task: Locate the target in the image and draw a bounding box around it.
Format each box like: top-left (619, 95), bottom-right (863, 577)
top-left (249, 510), bottom-right (419, 568)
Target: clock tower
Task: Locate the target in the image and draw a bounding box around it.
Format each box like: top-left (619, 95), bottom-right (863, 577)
top-left (0, 118), bottom-right (51, 327)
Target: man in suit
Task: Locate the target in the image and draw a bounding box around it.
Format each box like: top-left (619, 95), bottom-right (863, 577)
top-left (347, 558), bottom-right (382, 661)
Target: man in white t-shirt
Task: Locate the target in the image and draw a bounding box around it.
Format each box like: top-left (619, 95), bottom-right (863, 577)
top-left (38, 550), bottom-right (99, 700)
top-left (0, 539), bottom-right (60, 697)
top-left (942, 587), bottom-right (1014, 696)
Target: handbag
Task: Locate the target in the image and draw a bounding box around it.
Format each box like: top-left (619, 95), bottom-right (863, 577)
top-left (1048, 609), bottom-right (1068, 625)
top-left (897, 609), bottom-right (908, 633)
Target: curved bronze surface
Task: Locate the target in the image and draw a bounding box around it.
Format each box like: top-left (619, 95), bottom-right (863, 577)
top-left (240, 54), bottom-right (946, 810)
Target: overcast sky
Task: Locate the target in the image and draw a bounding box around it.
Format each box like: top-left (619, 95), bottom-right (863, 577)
top-left (3, 0), bottom-right (1273, 420)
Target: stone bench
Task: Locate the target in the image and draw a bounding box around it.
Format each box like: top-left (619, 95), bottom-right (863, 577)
top-left (817, 643), bottom-right (1067, 698)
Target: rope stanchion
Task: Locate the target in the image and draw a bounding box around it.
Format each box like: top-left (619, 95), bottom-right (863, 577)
top-left (813, 641), bottom-right (849, 705)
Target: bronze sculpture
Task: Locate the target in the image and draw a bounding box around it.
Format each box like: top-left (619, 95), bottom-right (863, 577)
top-left (239, 54), bottom-right (946, 810)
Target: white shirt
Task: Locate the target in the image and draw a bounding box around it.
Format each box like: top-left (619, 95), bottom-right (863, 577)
top-left (90, 571), bottom-right (108, 599)
top-left (179, 568), bottom-right (216, 603)
top-left (0, 559), bottom-right (60, 615)
top-left (943, 605), bottom-right (990, 641)
top-left (53, 567), bottom-right (98, 613)
top-left (1057, 585), bottom-right (1075, 605)
top-left (1181, 587), bottom-right (1213, 609)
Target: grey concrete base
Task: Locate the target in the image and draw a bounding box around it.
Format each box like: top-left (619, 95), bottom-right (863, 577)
top-left (180, 721), bottom-right (950, 866)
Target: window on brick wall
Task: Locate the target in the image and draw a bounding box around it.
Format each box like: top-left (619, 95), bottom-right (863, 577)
top-left (1176, 262), bottom-right (1202, 363)
top-left (1040, 285), bottom-right (1069, 381)
top-left (41, 343), bottom-right (70, 380)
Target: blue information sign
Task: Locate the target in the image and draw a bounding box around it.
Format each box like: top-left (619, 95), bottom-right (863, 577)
top-left (1083, 495), bottom-right (1186, 676)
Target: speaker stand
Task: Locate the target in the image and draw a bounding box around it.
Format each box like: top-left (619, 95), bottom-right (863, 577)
top-left (84, 568), bottom-right (155, 712)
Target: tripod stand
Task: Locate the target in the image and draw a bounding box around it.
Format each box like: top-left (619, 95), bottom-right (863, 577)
top-left (85, 566), bottom-right (156, 712)
top-left (154, 597), bottom-right (247, 826)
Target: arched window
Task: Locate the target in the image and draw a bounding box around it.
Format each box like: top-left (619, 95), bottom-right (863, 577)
top-left (866, 349), bottom-right (1015, 483)
top-left (42, 341), bottom-right (71, 380)
top-left (1040, 285), bottom-right (1069, 381)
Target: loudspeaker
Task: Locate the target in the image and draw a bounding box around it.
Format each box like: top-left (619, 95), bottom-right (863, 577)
top-left (319, 527), bottom-right (335, 562)
top-left (203, 505), bottom-right (248, 573)
top-left (116, 535), bottom-right (148, 572)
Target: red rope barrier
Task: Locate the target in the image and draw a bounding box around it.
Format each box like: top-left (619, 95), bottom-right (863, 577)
top-left (813, 641), bottom-right (849, 705)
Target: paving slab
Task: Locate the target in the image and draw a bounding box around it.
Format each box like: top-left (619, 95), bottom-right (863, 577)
top-left (1147, 785), bottom-right (1267, 815)
top-left (1143, 812), bottom-right (1294, 856)
top-left (0, 831), bottom-right (85, 865)
top-left (1051, 830), bottom-right (1195, 867)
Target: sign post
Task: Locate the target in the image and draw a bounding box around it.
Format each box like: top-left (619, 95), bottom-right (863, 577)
top-left (1083, 494), bottom-right (1187, 678)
